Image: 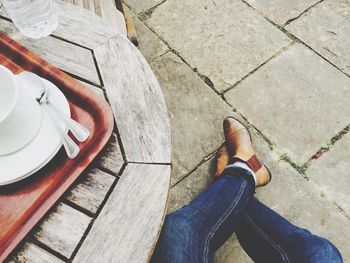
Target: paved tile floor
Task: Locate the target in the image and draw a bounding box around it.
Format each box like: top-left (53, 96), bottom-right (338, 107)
top-left (125, 0), bottom-right (350, 261)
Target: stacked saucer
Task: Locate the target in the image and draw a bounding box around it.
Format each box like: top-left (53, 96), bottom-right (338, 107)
top-left (0, 68), bottom-right (70, 186)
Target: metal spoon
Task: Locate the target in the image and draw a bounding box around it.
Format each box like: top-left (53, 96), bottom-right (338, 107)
top-left (20, 71), bottom-right (86, 159)
top-left (36, 84), bottom-right (80, 159)
top-left (36, 86), bottom-right (90, 142)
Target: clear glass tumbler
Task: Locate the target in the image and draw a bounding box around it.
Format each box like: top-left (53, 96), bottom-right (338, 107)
top-left (1, 0), bottom-right (58, 39)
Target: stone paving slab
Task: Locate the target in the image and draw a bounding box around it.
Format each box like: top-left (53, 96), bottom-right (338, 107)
top-left (245, 0), bottom-right (320, 26)
top-left (146, 0), bottom-right (291, 93)
top-left (168, 155), bottom-right (216, 214)
top-left (306, 133), bottom-right (350, 216)
top-left (224, 43), bottom-right (350, 166)
top-left (132, 1), bottom-right (350, 261)
top-left (124, 7), bottom-right (169, 63)
top-left (251, 141), bottom-right (350, 262)
top-left (215, 236), bottom-right (253, 263)
top-left (168, 126), bottom-right (350, 262)
top-left (150, 52), bottom-right (233, 184)
top-left (124, 0), bottom-right (164, 15)
top-left (286, 0), bottom-right (350, 76)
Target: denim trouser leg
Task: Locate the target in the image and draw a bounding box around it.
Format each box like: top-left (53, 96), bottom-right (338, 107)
top-left (236, 197), bottom-right (343, 263)
top-left (151, 167), bottom-right (255, 263)
top-left (151, 166), bottom-right (343, 263)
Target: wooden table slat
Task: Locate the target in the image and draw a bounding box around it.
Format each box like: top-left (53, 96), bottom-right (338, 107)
top-left (0, 0), bottom-right (120, 49)
top-left (0, 19), bottom-right (100, 85)
top-left (73, 163), bottom-right (171, 263)
top-left (9, 243), bottom-right (64, 263)
top-left (96, 133), bottom-right (124, 174)
top-left (0, 3), bottom-right (171, 261)
top-left (65, 168), bottom-right (116, 215)
top-left (76, 79), bottom-right (104, 97)
top-left (33, 203), bottom-right (92, 259)
top-left (54, 0), bottom-right (122, 49)
top-left (94, 35), bottom-right (171, 163)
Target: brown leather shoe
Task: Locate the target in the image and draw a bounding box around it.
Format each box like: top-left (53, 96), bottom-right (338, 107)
top-left (223, 116), bottom-right (271, 187)
top-left (214, 144), bottom-right (230, 177)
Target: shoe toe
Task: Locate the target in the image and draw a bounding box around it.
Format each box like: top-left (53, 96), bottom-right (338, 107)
top-left (223, 117), bottom-right (248, 140)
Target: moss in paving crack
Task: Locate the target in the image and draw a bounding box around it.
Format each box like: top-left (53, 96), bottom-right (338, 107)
top-left (268, 143), bottom-right (277, 152)
top-left (137, 0), bottom-right (168, 21)
top-left (310, 125), bottom-right (350, 160)
top-left (311, 143), bottom-right (332, 159)
top-left (138, 5), bottom-right (158, 21)
top-left (279, 153), bottom-right (306, 174)
top-left (331, 125), bottom-right (350, 144)
top-left (321, 143), bottom-right (332, 151)
top-left (192, 68), bottom-right (215, 90)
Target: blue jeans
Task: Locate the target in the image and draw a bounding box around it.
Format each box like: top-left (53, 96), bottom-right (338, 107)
top-left (152, 167), bottom-right (343, 263)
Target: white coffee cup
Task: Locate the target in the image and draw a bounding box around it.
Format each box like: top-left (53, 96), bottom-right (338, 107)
top-left (0, 65), bottom-right (43, 155)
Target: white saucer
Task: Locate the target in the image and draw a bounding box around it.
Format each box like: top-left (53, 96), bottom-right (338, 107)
top-left (0, 84), bottom-right (43, 156)
top-left (0, 74), bottom-right (70, 186)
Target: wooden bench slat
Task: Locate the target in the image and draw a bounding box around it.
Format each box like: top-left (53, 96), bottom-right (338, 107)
top-left (83, 0), bottom-right (95, 13)
top-left (99, 0), bottom-right (127, 36)
top-left (93, 0), bottom-right (103, 16)
top-left (73, 0), bottom-right (84, 8)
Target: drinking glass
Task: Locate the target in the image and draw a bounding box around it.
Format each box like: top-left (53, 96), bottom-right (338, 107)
top-left (1, 0), bottom-right (58, 39)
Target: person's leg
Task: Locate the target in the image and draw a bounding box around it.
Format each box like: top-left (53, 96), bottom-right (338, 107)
top-left (236, 197), bottom-right (343, 263)
top-left (152, 117), bottom-right (272, 263)
top-left (151, 166), bottom-right (255, 263)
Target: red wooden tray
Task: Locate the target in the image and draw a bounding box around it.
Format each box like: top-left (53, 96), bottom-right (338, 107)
top-left (0, 33), bottom-right (114, 261)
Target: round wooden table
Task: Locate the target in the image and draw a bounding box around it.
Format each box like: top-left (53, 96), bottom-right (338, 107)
top-left (0, 2), bottom-right (171, 262)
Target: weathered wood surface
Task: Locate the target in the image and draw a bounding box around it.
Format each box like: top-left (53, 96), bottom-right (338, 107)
top-left (126, 16), bottom-right (139, 46)
top-left (99, 0), bottom-right (127, 36)
top-left (93, 0), bottom-right (102, 16)
top-left (73, 163), bottom-right (171, 263)
top-left (95, 35), bottom-right (171, 163)
top-left (55, 1), bottom-right (120, 48)
top-left (33, 203), bottom-right (92, 259)
top-left (0, 19), bottom-right (100, 85)
top-left (0, 1), bottom-right (120, 49)
top-left (67, 0), bottom-right (127, 38)
top-left (73, 0), bottom-right (84, 8)
top-left (9, 243), bottom-right (64, 263)
top-left (65, 168), bottom-right (116, 214)
top-left (1, 3), bottom-right (171, 261)
top-left (0, 31), bottom-right (114, 262)
top-left (76, 79), bottom-right (104, 97)
top-left (96, 133), bottom-right (125, 174)
top-left (83, 0), bottom-right (95, 13)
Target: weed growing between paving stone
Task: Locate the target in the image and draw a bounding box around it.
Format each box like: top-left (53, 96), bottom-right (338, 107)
top-left (279, 154), bottom-right (307, 174)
